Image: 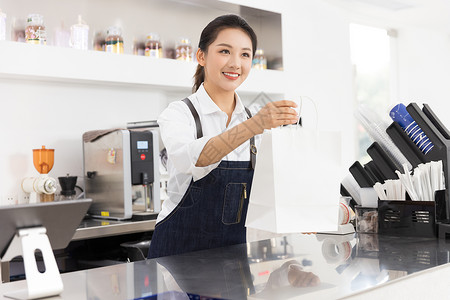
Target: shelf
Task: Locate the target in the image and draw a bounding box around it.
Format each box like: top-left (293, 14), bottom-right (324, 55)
top-left (0, 41), bottom-right (285, 95)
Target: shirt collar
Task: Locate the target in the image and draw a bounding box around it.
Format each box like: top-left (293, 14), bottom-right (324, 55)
top-left (195, 83), bottom-right (246, 115)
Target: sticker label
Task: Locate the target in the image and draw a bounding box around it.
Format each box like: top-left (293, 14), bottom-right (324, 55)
top-left (107, 148), bottom-right (116, 164)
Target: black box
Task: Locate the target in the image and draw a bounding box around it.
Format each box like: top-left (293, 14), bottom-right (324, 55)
top-left (378, 200), bottom-right (437, 238)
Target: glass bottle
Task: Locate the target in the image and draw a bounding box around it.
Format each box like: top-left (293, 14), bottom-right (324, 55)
top-left (70, 15), bottom-right (89, 50)
top-left (54, 21), bottom-right (70, 48)
top-left (145, 33), bottom-right (162, 58)
top-left (93, 31), bottom-right (105, 51)
top-left (132, 38), bottom-right (145, 56)
top-left (12, 17), bottom-right (26, 42)
top-left (25, 14), bottom-right (46, 45)
top-left (105, 26), bottom-right (123, 54)
top-left (252, 48), bottom-right (267, 70)
top-left (176, 37), bottom-right (193, 61)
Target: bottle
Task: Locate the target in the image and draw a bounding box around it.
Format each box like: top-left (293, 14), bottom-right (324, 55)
top-left (70, 15), bottom-right (89, 50)
top-left (390, 103), bottom-right (434, 154)
top-left (252, 49), bottom-right (267, 70)
top-left (93, 31), bottom-right (105, 51)
top-left (176, 37), bottom-right (192, 61)
top-left (145, 33), bottom-right (162, 58)
top-left (54, 21), bottom-right (70, 48)
top-left (11, 17), bottom-right (26, 42)
top-left (105, 26), bottom-right (123, 54)
top-left (132, 38), bottom-right (145, 56)
top-left (25, 14), bottom-right (46, 45)
top-left (0, 10), bottom-right (6, 41)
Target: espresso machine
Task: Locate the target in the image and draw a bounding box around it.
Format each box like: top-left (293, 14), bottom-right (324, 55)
top-left (83, 129), bottom-right (160, 220)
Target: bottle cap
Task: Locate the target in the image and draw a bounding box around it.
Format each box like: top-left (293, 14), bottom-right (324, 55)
top-left (146, 33), bottom-right (160, 41)
top-left (73, 15), bottom-right (89, 29)
top-left (178, 37), bottom-right (191, 45)
top-left (27, 14), bottom-right (44, 25)
top-left (107, 26), bottom-right (121, 36)
top-left (255, 49), bottom-right (264, 55)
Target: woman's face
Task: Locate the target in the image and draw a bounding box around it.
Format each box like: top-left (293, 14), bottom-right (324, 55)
top-left (198, 28), bottom-right (253, 94)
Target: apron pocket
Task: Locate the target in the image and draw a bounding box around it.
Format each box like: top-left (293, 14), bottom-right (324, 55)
top-left (179, 185), bottom-right (202, 209)
top-left (222, 183), bottom-right (246, 225)
top-left (156, 185), bottom-right (202, 228)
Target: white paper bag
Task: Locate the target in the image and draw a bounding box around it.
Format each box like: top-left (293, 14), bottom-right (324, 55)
top-left (245, 126), bottom-right (341, 233)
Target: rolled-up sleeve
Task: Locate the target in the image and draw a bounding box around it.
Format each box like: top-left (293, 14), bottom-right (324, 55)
top-left (157, 102), bottom-right (220, 182)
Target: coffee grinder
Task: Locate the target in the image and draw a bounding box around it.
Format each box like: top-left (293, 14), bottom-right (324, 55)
top-left (58, 174), bottom-right (78, 200)
top-left (22, 146), bottom-right (57, 203)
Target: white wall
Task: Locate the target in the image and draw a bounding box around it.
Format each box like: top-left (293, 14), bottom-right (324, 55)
top-left (0, 78), bottom-right (176, 203)
top-left (397, 27), bottom-right (450, 126)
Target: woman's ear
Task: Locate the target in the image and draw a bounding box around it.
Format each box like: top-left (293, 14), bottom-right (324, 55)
top-left (197, 48), bottom-right (206, 66)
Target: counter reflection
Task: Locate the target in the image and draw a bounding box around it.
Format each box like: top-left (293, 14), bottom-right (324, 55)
top-left (84, 233), bottom-right (450, 299)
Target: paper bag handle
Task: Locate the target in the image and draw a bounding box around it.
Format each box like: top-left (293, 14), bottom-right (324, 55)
top-left (296, 96), bottom-right (319, 129)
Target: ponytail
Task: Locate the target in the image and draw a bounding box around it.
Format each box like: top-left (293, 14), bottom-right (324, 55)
top-left (193, 64), bottom-right (205, 93)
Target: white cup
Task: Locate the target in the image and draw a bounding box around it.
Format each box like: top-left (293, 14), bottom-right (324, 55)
top-left (360, 187), bottom-right (378, 208)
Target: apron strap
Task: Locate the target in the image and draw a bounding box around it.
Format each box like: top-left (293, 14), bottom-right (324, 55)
top-left (182, 98), bottom-right (256, 169)
top-left (244, 107), bottom-right (257, 170)
top-left (182, 98), bottom-right (203, 139)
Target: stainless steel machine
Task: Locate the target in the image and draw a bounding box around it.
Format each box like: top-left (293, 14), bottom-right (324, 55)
top-left (83, 129), bottom-right (160, 220)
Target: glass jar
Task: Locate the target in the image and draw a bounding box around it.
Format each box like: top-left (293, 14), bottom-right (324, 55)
top-left (252, 48), bottom-right (267, 70)
top-left (54, 22), bottom-right (70, 48)
top-left (176, 38), bottom-right (193, 61)
top-left (25, 14), bottom-right (46, 45)
top-left (93, 31), bottom-right (105, 51)
top-left (105, 26), bottom-right (123, 54)
top-left (12, 17), bottom-right (26, 42)
top-left (0, 11), bottom-right (6, 41)
top-left (355, 206), bottom-right (378, 233)
top-left (70, 15), bottom-right (89, 50)
top-left (132, 38), bottom-right (145, 56)
top-left (145, 33), bottom-right (162, 58)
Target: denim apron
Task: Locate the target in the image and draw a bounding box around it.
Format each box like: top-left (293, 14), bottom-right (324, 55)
top-left (148, 98), bottom-right (256, 259)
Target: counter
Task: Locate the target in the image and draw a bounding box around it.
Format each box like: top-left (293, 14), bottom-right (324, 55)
top-left (1, 216), bottom-right (156, 283)
top-left (1, 233), bottom-right (450, 299)
top-left (73, 217), bottom-right (156, 241)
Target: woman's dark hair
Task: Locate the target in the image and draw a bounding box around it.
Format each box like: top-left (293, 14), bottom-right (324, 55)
top-left (193, 14), bottom-right (257, 92)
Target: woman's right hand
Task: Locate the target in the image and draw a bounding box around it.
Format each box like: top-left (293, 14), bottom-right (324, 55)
top-left (251, 100), bottom-right (299, 134)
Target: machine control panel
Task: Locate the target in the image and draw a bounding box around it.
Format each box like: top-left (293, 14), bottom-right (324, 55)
top-left (130, 131), bottom-right (154, 185)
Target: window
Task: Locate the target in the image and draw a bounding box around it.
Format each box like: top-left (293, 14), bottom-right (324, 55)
top-left (350, 23), bottom-right (396, 163)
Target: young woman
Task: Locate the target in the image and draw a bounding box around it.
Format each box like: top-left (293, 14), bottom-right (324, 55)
top-left (148, 14), bottom-right (298, 259)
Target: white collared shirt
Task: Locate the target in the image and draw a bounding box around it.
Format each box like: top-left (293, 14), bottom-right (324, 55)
top-left (156, 84), bottom-right (261, 223)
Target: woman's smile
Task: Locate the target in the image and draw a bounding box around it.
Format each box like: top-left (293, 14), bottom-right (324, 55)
top-left (223, 72), bottom-right (240, 80)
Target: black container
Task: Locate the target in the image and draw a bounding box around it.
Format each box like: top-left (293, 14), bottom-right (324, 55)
top-left (378, 200), bottom-right (437, 238)
top-left (386, 103), bottom-right (450, 220)
top-left (58, 175), bottom-right (77, 198)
